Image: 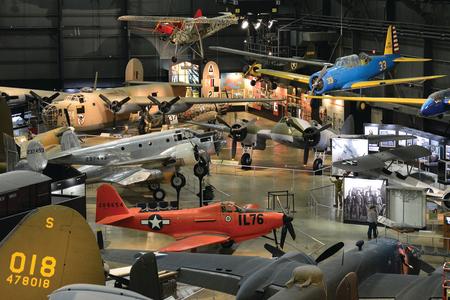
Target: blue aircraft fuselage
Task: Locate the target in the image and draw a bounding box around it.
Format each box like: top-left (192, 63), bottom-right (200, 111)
top-left (420, 88), bottom-right (450, 117)
top-left (309, 53), bottom-right (400, 95)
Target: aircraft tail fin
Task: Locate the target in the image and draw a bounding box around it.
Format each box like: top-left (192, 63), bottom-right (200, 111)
top-left (96, 184), bottom-right (132, 224)
top-left (0, 206), bottom-right (105, 299)
top-left (384, 25), bottom-right (399, 55)
top-left (341, 115), bottom-right (355, 135)
top-left (194, 9), bottom-right (203, 18)
top-left (26, 140), bottom-right (48, 172)
top-left (129, 252), bottom-right (162, 300)
top-left (125, 58), bottom-right (144, 83)
top-left (60, 130), bottom-right (81, 151)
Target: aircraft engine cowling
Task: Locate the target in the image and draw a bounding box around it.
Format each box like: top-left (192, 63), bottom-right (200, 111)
top-left (160, 143), bottom-right (198, 167)
top-left (443, 192), bottom-right (450, 209)
top-left (114, 102), bottom-right (142, 115)
top-left (315, 128), bottom-right (334, 151)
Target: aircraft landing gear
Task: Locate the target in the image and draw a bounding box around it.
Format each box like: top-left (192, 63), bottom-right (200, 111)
top-left (171, 56), bottom-right (178, 63)
top-left (194, 162), bottom-right (209, 178)
top-left (250, 80), bottom-right (257, 86)
top-left (152, 188), bottom-right (166, 202)
top-left (240, 146), bottom-right (253, 170)
top-left (171, 172), bottom-right (186, 209)
top-left (147, 181), bottom-right (160, 191)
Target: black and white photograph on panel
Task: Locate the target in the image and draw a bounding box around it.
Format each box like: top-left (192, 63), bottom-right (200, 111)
top-left (364, 125), bottom-right (379, 152)
top-left (343, 178), bottom-right (387, 224)
top-left (331, 138), bottom-right (368, 176)
top-left (379, 129), bottom-right (396, 147)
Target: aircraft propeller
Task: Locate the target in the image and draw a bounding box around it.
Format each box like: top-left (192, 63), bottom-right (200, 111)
top-left (216, 116), bottom-right (254, 160)
top-left (147, 96), bottom-right (181, 125)
top-left (280, 214), bottom-right (296, 249)
top-left (286, 117), bottom-right (331, 165)
top-left (29, 91), bottom-right (61, 107)
top-left (310, 65), bottom-right (328, 95)
top-left (99, 94), bottom-right (131, 128)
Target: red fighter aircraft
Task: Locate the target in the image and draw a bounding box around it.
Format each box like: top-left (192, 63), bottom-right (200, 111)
top-left (96, 184), bottom-right (296, 252)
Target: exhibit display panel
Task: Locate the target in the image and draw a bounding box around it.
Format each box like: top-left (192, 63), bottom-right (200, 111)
top-left (386, 186), bottom-right (426, 229)
top-left (343, 178), bottom-right (387, 224)
top-left (331, 138), bottom-right (368, 176)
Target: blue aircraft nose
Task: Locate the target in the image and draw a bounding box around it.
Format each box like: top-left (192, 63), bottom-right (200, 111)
top-left (419, 97), bottom-right (444, 117)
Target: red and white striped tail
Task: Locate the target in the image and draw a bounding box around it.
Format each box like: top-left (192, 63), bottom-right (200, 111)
top-left (392, 26), bottom-right (400, 53)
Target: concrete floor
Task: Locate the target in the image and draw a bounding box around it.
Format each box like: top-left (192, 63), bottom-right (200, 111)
top-left (84, 111), bottom-right (445, 299)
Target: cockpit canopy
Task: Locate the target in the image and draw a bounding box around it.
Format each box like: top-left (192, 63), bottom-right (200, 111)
top-left (335, 53), bottom-right (372, 68)
top-left (221, 202), bottom-right (243, 213)
top-left (429, 89), bottom-right (450, 103)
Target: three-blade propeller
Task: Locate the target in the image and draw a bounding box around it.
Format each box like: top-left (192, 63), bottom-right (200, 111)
top-left (216, 116), bottom-right (254, 160)
top-left (99, 94), bottom-right (131, 128)
top-left (285, 117), bottom-right (332, 165)
top-left (147, 95), bottom-right (181, 125)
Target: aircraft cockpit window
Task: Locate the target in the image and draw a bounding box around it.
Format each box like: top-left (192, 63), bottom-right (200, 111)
top-left (335, 54), bottom-right (361, 68)
top-left (221, 203), bottom-right (242, 213)
top-left (174, 133), bottom-right (183, 141)
top-left (200, 136), bottom-right (212, 143)
top-left (66, 94), bottom-right (85, 103)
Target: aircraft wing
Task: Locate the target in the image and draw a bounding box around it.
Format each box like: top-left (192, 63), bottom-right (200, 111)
top-left (109, 155), bottom-right (175, 168)
top-left (185, 121), bottom-right (230, 132)
top-left (159, 234), bottom-right (231, 252)
top-left (345, 75), bottom-right (445, 90)
top-left (101, 167), bottom-right (163, 186)
top-left (333, 145), bottom-right (431, 172)
top-left (257, 69), bottom-right (310, 84)
top-left (118, 15), bottom-right (191, 23)
top-left (177, 97), bottom-right (279, 104)
top-left (155, 252), bottom-right (274, 294)
top-left (209, 46), bottom-right (331, 67)
top-left (306, 94), bottom-right (426, 105)
top-left (0, 86), bottom-right (67, 101)
top-left (358, 272), bottom-right (441, 299)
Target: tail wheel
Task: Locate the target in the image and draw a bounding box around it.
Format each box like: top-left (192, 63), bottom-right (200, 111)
top-left (313, 158), bottom-right (323, 175)
top-left (171, 56), bottom-right (178, 63)
top-left (147, 182), bottom-right (160, 191)
top-left (171, 173), bottom-right (186, 189)
top-left (153, 188), bottom-right (166, 202)
top-left (250, 80), bottom-right (257, 86)
top-left (271, 82), bottom-right (278, 90)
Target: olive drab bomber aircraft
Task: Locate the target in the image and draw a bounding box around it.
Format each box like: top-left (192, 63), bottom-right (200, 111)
top-left (0, 58), bottom-right (277, 132)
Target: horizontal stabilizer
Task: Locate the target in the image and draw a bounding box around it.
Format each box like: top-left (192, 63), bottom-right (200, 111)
top-left (160, 234), bottom-right (230, 252)
top-left (394, 57), bottom-right (432, 63)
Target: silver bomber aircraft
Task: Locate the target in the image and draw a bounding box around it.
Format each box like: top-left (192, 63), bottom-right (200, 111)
top-left (19, 128), bottom-right (225, 200)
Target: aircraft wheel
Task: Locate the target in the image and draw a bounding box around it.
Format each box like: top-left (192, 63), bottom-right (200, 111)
top-left (313, 158), bottom-right (323, 175)
top-left (171, 173), bottom-right (186, 189)
top-left (250, 80), bottom-right (257, 86)
top-left (271, 82), bottom-right (278, 90)
top-left (171, 56), bottom-right (178, 63)
top-left (194, 162), bottom-right (208, 178)
top-left (240, 153), bottom-right (252, 166)
top-left (153, 188), bottom-right (166, 202)
top-left (221, 240), bottom-right (234, 249)
top-left (147, 181), bottom-right (160, 191)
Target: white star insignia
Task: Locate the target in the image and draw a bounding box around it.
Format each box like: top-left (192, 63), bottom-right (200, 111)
top-left (149, 215), bottom-right (162, 229)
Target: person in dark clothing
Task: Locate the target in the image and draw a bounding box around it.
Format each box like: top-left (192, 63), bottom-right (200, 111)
top-left (367, 205), bottom-right (378, 240)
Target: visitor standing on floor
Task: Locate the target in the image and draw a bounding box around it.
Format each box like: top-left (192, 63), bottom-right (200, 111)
top-left (367, 205), bottom-right (378, 240)
top-left (330, 176), bottom-right (343, 208)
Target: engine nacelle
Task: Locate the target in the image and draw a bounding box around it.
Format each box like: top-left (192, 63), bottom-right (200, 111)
top-left (160, 143), bottom-right (197, 167)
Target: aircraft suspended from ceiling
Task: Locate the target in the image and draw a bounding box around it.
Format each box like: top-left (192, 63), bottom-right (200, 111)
top-left (211, 25), bottom-right (447, 117)
top-left (118, 9), bottom-right (239, 63)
